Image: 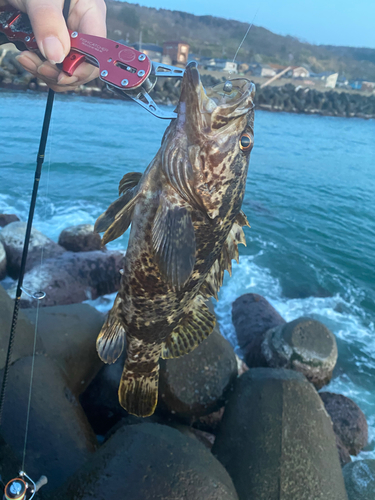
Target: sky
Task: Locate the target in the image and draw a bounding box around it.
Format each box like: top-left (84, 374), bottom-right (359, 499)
top-left (122, 0), bottom-right (375, 49)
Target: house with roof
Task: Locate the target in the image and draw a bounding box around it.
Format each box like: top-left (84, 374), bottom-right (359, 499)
top-left (163, 41), bottom-right (190, 66)
top-left (131, 43), bottom-right (163, 62)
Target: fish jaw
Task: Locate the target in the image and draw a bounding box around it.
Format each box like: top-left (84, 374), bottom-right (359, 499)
top-left (163, 61), bottom-right (256, 219)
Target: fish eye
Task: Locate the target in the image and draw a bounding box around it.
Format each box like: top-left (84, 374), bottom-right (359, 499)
top-left (239, 133), bottom-right (253, 152)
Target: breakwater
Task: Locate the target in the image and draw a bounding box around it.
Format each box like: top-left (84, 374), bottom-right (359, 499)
top-left (0, 51), bottom-right (374, 119)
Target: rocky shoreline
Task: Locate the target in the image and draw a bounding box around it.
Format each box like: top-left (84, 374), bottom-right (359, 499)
top-left (1, 50), bottom-right (375, 120)
top-left (0, 214), bottom-right (374, 499)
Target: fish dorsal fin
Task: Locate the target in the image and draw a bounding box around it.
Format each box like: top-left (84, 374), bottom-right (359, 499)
top-left (152, 197), bottom-right (196, 291)
top-left (200, 211), bottom-right (249, 300)
top-left (119, 172), bottom-right (143, 196)
top-left (96, 296), bottom-right (125, 364)
top-left (161, 295), bottom-right (216, 359)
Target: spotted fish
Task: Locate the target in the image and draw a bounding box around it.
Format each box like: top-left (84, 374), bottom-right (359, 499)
top-left (94, 62), bottom-right (255, 417)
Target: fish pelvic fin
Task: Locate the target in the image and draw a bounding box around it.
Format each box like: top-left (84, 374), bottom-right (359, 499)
top-left (94, 171), bottom-right (143, 244)
top-left (152, 196), bottom-right (196, 291)
top-left (96, 297), bottom-right (125, 364)
top-left (161, 295), bottom-right (215, 359)
top-left (119, 364), bottom-right (159, 418)
top-left (200, 211), bottom-right (249, 300)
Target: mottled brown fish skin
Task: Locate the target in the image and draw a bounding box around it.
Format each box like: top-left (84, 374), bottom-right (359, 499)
top-left (96, 62), bottom-right (255, 417)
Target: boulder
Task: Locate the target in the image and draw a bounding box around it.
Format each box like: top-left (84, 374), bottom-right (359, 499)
top-left (23, 303), bottom-right (105, 395)
top-left (54, 423), bottom-right (239, 500)
top-left (159, 327), bottom-right (237, 420)
top-left (261, 317), bottom-right (338, 389)
top-left (343, 460), bottom-right (375, 500)
top-left (0, 284), bottom-right (43, 370)
top-left (0, 214), bottom-right (20, 228)
top-left (6, 250), bottom-right (124, 308)
top-left (212, 368), bottom-right (348, 500)
top-left (58, 224), bottom-right (102, 252)
top-left (0, 222), bottom-right (65, 279)
top-left (0, 241), bottom-right (6, 280)
top-left (232, 293), bottom-right (286, 367)
top-left (320, 392), bottom-right (368, 456)
top-left (0, 355), bottom-right (97, 493)
top-left (0, 433), bottom-right (22, 491)
top-left (335, 434), bottom-right (352, 467)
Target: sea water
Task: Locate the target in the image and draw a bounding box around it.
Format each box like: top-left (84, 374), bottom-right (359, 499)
top-left (1, 90), bottom-right (375, 459)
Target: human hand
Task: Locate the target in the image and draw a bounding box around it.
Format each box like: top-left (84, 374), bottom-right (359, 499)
top-left (1, 0), bottom-right (106, 91)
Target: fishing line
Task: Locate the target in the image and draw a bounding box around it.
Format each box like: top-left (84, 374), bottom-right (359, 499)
top-left (232, 6), bottom-right (260, 64)
top-left (22, 112), bottom-right (55, 472)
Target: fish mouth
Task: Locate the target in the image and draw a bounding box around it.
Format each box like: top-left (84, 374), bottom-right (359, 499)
top-left (178, 61), bottom-right (255, 130)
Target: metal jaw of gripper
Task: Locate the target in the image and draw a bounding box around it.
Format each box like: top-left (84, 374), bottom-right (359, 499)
top-left (3, 471), bottom-right (47, 500)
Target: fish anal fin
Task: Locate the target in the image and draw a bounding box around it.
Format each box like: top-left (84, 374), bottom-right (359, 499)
top-left (161, 296), bottom-right (216, 359)
top-left (118, 365), bottom-right (159, 417)
top-left (101, 194), bottom-right (140, 245)
top-left (96, 298), bottom-right (125, 364)
top-left (152, 198), bottom-right (196, 291)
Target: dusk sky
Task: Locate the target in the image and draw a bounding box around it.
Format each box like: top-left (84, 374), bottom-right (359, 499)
top-left (123, 0), bottom-right (374, 49)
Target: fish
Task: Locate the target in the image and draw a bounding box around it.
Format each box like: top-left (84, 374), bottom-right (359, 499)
top-left (94, 61), bottom-right (255, 417)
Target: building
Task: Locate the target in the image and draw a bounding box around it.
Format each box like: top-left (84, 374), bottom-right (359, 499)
top-left (163, 41), bottom-right (189, 66)
top-left (202, 58), bottom-right (238, 73)
top-left (247, 63), bottom-right (277, 78)
top-left (292, 66), bottom-right (310, 78)
top-left (131, 43), bottom-right (163, 63)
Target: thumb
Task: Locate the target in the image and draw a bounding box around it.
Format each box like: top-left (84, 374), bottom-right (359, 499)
top-left (25, 0), bottom-right (70, 64)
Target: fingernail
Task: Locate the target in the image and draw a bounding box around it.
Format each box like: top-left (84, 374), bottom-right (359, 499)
top-left (40, 37), bottom-right (65, 64)
top-left (57, 74), bottom-right (79, 85)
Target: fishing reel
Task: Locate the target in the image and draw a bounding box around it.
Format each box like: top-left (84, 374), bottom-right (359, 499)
top-left (3, 472), bottom-right (47, 500)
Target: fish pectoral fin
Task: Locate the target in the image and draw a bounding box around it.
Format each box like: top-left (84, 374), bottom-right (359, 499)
top-left (96, 303), bottom-right (125, 364)
top-left (161, 296), bottom-right (216, 359)
top-left (235, 210), bottom-right (251, 229)
top-left (152, 198), bottom-right (196, 291)
top-left (99, 193), bottom-right (140, 245)
top-left (119, 365), bottom-right (159, 417)
top-left (94, 172), bottom-right (143, 241)
top-left (118, 172), bottom-right (143, 196)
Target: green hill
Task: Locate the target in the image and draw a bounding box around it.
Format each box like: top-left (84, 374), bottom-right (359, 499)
top-left (105, 0), bottom-right (375, 81)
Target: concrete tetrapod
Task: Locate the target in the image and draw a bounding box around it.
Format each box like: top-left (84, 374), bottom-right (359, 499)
top-left (212, 368), bottom-right (348, 500)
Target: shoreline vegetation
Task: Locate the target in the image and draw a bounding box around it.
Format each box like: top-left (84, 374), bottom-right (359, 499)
top-left (1, 51), bottom-right (375, 120)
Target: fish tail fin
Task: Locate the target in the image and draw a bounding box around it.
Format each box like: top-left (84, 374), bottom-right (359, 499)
top-left (118, 364), bottom-right (159, 417)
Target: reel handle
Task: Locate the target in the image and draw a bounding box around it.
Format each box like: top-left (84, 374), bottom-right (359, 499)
top-left (33, 476), bottom-right (47, 493)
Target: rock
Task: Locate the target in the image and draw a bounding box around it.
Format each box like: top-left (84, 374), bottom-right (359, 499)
top-left (320, 392), bottom-right (368, 456)
top-left (0, 222), bottom-right (65, 278)
top-left (0, 213), bottom-right (19, 227)
top-left (23, 303), bottom-right (105, 395)
top-left (0, 241), bottom-right (6, 280)
top-left (195, 406), bottom-right (225, 433)
top-left (0, 284), bottom-right (44, 370)
top-left (336, 434), bottom-right (352, 467)
top-left (159, 327), bottom-right (237, 420)
top-left (212, 368), bottom-right (348, 500)
top-left (343, 460), bottom-right (375, 500)
top-left (54, 423), bottom-right (238, 500)
top-left (0, 355), bottom-right (96, 493)
top-left (6, 250), bottom-right (124, 308)
top-left (58, 224), bottom-right (102, 252)
top-left (232, 293), bottom-right (286, 367)
top-left (261, 317), bottom-right (338, 389)
top-left (0, 432), bottom-right (22, 490)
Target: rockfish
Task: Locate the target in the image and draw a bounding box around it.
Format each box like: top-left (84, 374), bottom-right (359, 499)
top-left (94, 62), bottom-right (255, 417)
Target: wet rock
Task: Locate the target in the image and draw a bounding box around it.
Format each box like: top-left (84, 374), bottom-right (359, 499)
top-left (261, 317), bottom-right (338, 389)
top-left (6, 250), bottom-right (124, 308)
top-left (0, 284), bottom-right (43, 370)
top-left (343, 460), bottom-right (375, 500)
top-left (58, 224), bottom-right (102, 252)
top-left (23, 303), bottom-right (105, 395)
top-left (320, 391), bottom-right (368, 456)
top-left (212, 368), bottom-right (347, 500)
top-left (232, 293), bottom-right (286, 367)
top-left (159, 328), bottom-right (237, 420)
top-left (336, 434), bottom-right (352, 467)
top-left (80, 351), bottom-right (128, 435)
top-left (0, 241), bottom-right (6, 280)
top-left (0, 355), bottom-right (96, 493)
top-left (54, 423), bottom-right (238, 500)
top-left (0, 222), bottom-right (65, 279)
top-left (0, 213), bottom-right (20, 227)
